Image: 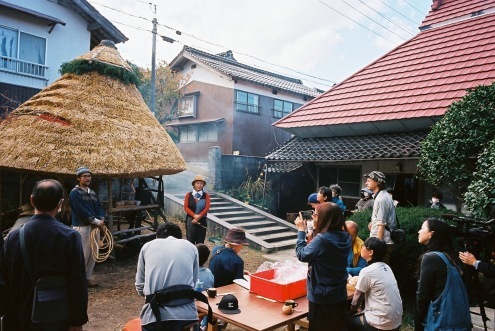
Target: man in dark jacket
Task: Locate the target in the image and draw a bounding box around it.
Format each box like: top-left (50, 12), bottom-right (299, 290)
top-left (0, 179), bottom-right (88, 330)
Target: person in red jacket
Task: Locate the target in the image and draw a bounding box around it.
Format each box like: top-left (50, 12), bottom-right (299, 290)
top-left (184, 175), bottom-right (211, 244)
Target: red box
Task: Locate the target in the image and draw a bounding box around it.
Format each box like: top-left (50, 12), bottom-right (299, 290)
top-left (249, 269), bottom-right (307, 302)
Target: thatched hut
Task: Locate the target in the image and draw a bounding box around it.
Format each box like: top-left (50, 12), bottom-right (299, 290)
top-left (0, 40), bottom-right (185, 238)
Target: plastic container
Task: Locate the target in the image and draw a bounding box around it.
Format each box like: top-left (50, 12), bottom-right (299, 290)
top-left (249, 269), bottom-right (307, 302)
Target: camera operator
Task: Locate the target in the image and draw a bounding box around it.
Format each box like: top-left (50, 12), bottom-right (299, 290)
top-left (459, 251), bottom-right (495, 277)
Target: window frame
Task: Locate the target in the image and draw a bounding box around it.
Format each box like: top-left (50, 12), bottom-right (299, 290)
top-left (272, 99), bottom-right (293, 118)
top-left (317, 166), bottom-right (362, 198)
top-left (235, 90), bottom-right (261, 115)
top-left (178, 92), bottom-right (199, 118)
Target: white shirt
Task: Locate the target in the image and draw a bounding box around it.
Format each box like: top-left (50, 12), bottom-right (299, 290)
top-left (356, 262), bottom-right (403, 330)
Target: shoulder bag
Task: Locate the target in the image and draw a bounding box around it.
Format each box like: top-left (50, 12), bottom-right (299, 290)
top-left (19, 225), bottom-right (70, 325)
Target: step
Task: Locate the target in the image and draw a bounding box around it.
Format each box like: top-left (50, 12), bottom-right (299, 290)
top-left (233, 220), bottom-right (276, 229)
top-left (258, 232), bottom-right (298, 243)
top-left (209, 206), bottom-right (244, 212)
top-left (220, 216), bottom-right (266, 224)
top-left (213, 211), bottom-right (255, 218)
top-left (209, 201), bottom-right (233, 206)
top-left (269, 238), bottom-right (298, 251)
top-left (248, 226), bottom-right (290, 236)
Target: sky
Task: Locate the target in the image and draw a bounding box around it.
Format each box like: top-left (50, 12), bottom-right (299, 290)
top-left (89, 0), bottom-right (433, 91)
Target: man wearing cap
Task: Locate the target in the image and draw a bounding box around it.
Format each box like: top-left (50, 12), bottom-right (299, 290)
top-left (307, 193), bottom-right (319, 209)
top-left (364, 171), bottom-right (397, 263)
top-left (69, 166), bottom-right (106, 288)
top-left (209, 228), bottom-right (249, 288)
top-left (184, 175), bottom-right (211, 244)
top-left (355, 188), bottom-right (374, 211)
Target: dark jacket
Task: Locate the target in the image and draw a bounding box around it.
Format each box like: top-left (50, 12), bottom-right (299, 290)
top-left (0, 214), bottom-right (88, 329)
top-left (69, 186), bottom-right (105, 226)
top-left (209, 245), bottom-right (244, 288)
top-left (296, 230), bottom-right (351, 304)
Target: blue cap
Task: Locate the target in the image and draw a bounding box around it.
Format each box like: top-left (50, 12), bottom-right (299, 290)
top-left (307, 193), bottom-right (318, 204)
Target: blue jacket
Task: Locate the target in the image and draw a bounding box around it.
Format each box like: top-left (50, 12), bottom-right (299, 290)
top-left (347, 251), bottom-right (367, 276)
top-left (69, 186), bottom-right (105, 226)
top-left (296, 230), bottom-right (351, 304)
top-left (332, 197), bottom-right (347, 211)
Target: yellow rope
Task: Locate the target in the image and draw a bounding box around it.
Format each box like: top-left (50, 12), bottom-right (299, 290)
top-left (90, 226), bottom-right (114, 263)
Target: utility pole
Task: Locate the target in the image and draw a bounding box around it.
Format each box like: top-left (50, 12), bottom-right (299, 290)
top-left (150, 6), bottom-right (157, 116)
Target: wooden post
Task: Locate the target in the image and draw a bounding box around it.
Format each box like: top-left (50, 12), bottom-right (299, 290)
top-left (107, 178), bottom-right (113, 231)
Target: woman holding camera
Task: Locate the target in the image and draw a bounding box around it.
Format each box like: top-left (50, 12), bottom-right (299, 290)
top-left (295, 202), bottom-right (351, 331)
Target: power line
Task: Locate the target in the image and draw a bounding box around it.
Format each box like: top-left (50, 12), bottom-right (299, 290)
top-left (376, 0), bottom-right (420, 25)
top-left (89, 1), bottom-right (337, 85)
top-left (317, 0), bottom-right (397, 44)
top-left (403, 0), bottom-right (425, 14)
top-left (356, 0), bottom-right (416, 37)
top-left (337, 0), bottom-right (409, 41)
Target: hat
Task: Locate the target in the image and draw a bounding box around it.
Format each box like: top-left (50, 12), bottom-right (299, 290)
top-left (223, 228), bottom-right (249, 246)
top-left (76, 166), bottom-right (92, 177)
top-left (307, 193), bottom-right (318, 204)
top-left (364, 171), bottom-right (386, 184)
top-left (19, 203), bottom-right (34, 216)
top-left (360, 188), bottom-right (373, 195)
top-left (191, 175), bottom-right (206, 186)
top-left (217, 294), bottom-right (241, 314)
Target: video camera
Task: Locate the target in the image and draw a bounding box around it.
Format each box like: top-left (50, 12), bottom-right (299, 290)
top-left (443, 214), bottom-right (495, 258)
top-left (300, 210), bottom-right (313, 220)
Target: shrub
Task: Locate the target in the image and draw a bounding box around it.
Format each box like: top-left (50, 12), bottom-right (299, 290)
top-left (349, 206), bottom-right (454, 295)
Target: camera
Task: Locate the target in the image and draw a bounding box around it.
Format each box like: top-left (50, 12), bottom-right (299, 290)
top-left (300, 210), bottom-right (313, 220)
top-left (443, 214), bottom-right (494, 256)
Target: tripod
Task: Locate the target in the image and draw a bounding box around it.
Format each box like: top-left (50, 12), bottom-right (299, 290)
top-left (461, 240), bottom-right (491, 331)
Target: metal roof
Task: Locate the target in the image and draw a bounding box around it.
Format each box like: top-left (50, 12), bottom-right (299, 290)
top-left (273, 0), bottom-right (495, 138)
top-left (170, 46), bottom-right (321, 98)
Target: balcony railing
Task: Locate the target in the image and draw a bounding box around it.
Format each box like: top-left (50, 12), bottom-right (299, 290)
top-left (235, 101), bottom-right (261, 115)
top-left (0, 56), bottom-right (47, 79)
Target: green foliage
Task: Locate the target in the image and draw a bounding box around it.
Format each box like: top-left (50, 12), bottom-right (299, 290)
top-left (59, 59), bottom-right (140, 86)
top-left (417, 82), bottom-right (495, 209)
top-left (138, 60), bottom-right (190, 125)
top-left (465, 139), bottom-right (495, 218)
top-left (220, 172), bottom-right (272, 211)
top-left (349, 207), bottom-right (455, 295)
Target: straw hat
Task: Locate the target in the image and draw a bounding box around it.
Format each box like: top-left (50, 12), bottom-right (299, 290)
top-left (0, 40), bottom-right (185, 178)
top-left (223, 228), bottom-right (249, 246)
top-left (191, 175), bottom-right (206, 186)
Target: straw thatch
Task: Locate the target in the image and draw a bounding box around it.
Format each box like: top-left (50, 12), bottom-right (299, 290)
top-left (0, 42), bottom-right (185, 178)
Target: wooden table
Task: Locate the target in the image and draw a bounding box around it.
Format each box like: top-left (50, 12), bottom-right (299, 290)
top-left (197, 283), bottom-right (354, 331)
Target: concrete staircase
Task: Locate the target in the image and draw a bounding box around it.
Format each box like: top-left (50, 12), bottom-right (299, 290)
top-left (164, 191), bottom-right (298, 253)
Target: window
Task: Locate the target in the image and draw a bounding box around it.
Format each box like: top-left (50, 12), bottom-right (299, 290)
top-left (179, 126), bottom-right (196, 142)
top-left (198, 125), bottom-right (218, 142)
top-left (178, 93), bottom-right (198, 117)
top-left (273, 100), bottom-right (293, 118)
top-left (0, 26), bottom-right (46, 77)
top-left (319, 167), bottom-right (361, 198)
top-left (235, 90), bottom-right (260, 114)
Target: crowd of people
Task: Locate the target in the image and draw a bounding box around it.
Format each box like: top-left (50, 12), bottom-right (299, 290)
top-left (0, 170), bottom-right (493, 331)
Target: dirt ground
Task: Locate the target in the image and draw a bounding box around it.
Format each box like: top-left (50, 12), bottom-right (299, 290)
top-left (85, 219), bottom-right (269, 331)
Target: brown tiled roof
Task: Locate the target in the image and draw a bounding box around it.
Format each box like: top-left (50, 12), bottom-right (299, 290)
top-left (273, 0), bottom-right (495, 135)
top-left (266, 132), bottom-right (428, 162)
top-left (170, 46), bottom-right (321, 98)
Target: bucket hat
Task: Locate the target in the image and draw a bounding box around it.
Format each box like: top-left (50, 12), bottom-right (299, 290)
top-left (364, 171), bottom-right (386, 184)
top-left (191, 175), bottom-right (206, 186)
top-left (223, 228), bottom-right (249, 246)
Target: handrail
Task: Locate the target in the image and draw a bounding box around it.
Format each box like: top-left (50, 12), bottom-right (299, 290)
top-left (0, 56), bottom-right (48, 79)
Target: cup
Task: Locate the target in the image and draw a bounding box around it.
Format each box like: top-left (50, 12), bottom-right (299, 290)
top-left (282, 304), bottom-right (293, 315)
top-left (284, 300), bottom-right (298, 308)
top-left (207, 288), bottom-right (217, 298)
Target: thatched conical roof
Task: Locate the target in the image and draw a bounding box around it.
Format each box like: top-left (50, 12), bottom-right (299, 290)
top-left (0, 41), bottom-right (185, 178)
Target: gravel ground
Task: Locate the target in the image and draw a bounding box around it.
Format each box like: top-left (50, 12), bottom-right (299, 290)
top-left (85, 218), bottom-right (275, 331)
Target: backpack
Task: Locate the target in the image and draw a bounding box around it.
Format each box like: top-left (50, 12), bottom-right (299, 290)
top-left (424, 252), bottom-right (472, 331)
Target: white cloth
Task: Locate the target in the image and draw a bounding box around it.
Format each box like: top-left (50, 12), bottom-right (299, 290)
top-left (355, 262), bottom-right (402, 330)
top-left (370, 190), bottom-right (396, 244)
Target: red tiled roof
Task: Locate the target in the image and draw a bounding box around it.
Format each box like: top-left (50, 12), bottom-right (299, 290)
top-left (420, 0), bottom-right (494, 29)
top-left (274, 0), bottom-right (495, 134)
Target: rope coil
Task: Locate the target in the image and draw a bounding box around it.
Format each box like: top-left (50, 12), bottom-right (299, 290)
top-left (90, 226), bottom-right (114, 263)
